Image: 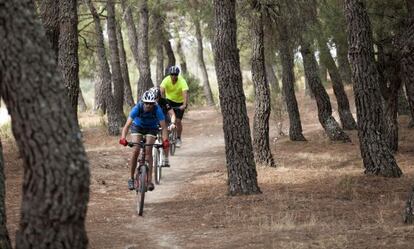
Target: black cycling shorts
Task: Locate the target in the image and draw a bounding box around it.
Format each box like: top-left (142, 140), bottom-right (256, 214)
top-left (167, 99), bottom-right (185, 119)
top-left (130, 124), bottom-right (158, 137)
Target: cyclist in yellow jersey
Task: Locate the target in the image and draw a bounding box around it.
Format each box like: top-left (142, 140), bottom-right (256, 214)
top-left (160, 66), bottom-right (189, 147)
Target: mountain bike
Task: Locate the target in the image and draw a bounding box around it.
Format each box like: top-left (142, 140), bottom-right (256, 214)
top-left (169, 124), bottom-right (177, 156)
top-left (127, 140), bottom-right (163, 216)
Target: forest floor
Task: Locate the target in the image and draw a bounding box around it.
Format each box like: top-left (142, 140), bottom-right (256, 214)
top-left (5, 88), bottom-right (414, 249)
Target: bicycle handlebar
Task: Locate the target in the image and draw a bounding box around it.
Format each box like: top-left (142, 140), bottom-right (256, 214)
top-left (127, 141), bottom-right (163, 149)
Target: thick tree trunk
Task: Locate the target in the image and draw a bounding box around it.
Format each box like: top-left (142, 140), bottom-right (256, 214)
top-left (278, 24), bottom-right (306, 141)
top-left (136, 0), bottom-right (153, 99)
top-left (0, 1), bottom-right (90, 248)
top-left (318, 39), bottom-right (357, 130)
top-left (153, 11), bottom-right (164, 85)
top-left (120, 0), bottom-right (140, 70)
top-left (58, 0), bottom-right (80, 119)
top-left (107, 0), bottom-right (126, 134)
top-left (251, 7), bottom-right (275, 167)
top-left (301, 42), bottom-right (351, 142)
top-left (194, 18), bottom-right (215, 106)
top-left (164, 38), bottom-right (176, 72)
top-left (344, 0), bottom-right (402, 177)
top-left (116, 20), bottom-right (134, 107)
top-left (78, 88), bottom-right (87, 112)
top-left (0, 141), bottom-right (11, 249)
top-left (176, 33), bottom-right (188, 75)
top-left (213, 0), bottom-right (261, 195)
top-left (39, 0), bottom-right (59, 60)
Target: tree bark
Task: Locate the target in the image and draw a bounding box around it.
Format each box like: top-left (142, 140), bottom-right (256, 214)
top-left (265, 60), bottom-right (280, 95)
top-left (0, 142), bottom-right (11, 249)
top-left (278, 23), bottom-right (306, 141)
top-left (116, 20), bottom-right (135, 107)
top-left (153, 11), bottom-right (165, 85)
top-left (107, 0), bottom-right (127, 134)
top-left (120, 0), bottom-right (140, 70)
top-left (136, 0), bottom-right (153, 99)
top-left (93, 72), bottom-right (105, 112)
top-left (164, 38), bottom-right (176, 72)
top-left (58, 0), bottom-right (80, 119)
top-left (86, 0), bottom-right (121, 135)
top-left (38, 0), bottom-right (59, 61)
top-left (194, 18), bottom-right (215, 106)
top-left (334, 38), bottom-right (353, 85)
top-left (176, 33), bottom-right (188, 75)
top-left (399, 21), bottom-right (414, 127)
top-left (0, 1), bottom-right (90, 247)
top-left (251, 5), bottom-right (275, 167)
top-left (213, 0), bottom-right (261, 195)
top-left (301, 42), bottom-right (351, 142)
top-left (344, 0), bottom-right (402, 177)
top-left (318, 39), bottom-right (357, 130)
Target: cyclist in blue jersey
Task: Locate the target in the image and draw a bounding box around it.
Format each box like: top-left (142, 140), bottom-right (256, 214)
top-left (119, 90), bottom-right (169, 191)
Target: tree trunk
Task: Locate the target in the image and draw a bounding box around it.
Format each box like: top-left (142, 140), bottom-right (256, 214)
top-left (344, 0), bottom-right (402, 177)
top-left (319, 62), bottom-right (328, 86)
top-left (58, 0), bottom-right (80, 119)
top-left (176, 33), bottom-right (188, 75)
top-left (39, 0), bottom-right (59, 61)
top-left (194, 18), bottom-right (215, 106)
top-left (153, 11), bottom-right (164, 86)
top-left (398, 86), bottom-right (410, 115)
top-left (137, 0), bottom-right (153, 99)
top-left (213, 0), bottom-right (261, 195)
top-left (278, 24), bottom-right (306, 141)
top-left (333, 36), bottom-right (353, 85)
top-left (318, 39), bottom-right (357, 130)
top-left (0, 1), bottom-right (90, 247)
top-left (107, 0), bottom-right (126, 134)
top-left (86, 0), bottom-right (120, 135)
top-left (93, 73), bottom-right (105, 112)
top-left (116, 20), bottom-right (134, 107)
top-left (120, 0), bottom-right (140, 70)
top-left (404, 186), bottom-right (414, 223)
top-left (164, 38), bottom-right (176, 72)
top-left (301, 42), bottom-right (351, 142)
top-left (265, 61), bottom-right (280, 95)
top-left (0, 142), bottom-right (11, 249)
top-left (251, 6), bottom-right (275, 167)
top-left (78, 88), bottom-right (87, 112)
top-left (399, 21), bottom-right (414, 127)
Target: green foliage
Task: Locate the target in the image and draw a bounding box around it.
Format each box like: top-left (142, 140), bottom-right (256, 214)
top-left (183, 73), bottom-right (204, 105)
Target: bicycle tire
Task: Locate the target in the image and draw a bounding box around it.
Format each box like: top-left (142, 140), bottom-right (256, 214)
top-left (170, 129), bottom-right (177, 156)
top-left (153, 148), bottom-right (161, 185)
top-left (137, 165), bottom-right (147, 216)
top-left (158, 149), bottom-right (164, 181)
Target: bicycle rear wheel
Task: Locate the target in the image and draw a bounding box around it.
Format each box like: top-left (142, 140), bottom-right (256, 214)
top-left (137, 165), bottom-right (147, 216)
top-left (153, 148), bottom-right (161, 185)
top-left (169, 129), bottom-right (177, 156)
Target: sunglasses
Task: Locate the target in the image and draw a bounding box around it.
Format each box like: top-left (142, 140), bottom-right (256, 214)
top-left (170, 74), bottom-right (178, 76)
top-left (144, 102), bottom-right (154, 106)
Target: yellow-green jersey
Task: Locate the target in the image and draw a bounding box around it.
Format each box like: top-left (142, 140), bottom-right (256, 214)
top-left (160, 75), bottom-right (189, 103)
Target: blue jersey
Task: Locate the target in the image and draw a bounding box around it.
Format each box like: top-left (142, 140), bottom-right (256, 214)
top-left (129, 101), bottom-right (165, 129)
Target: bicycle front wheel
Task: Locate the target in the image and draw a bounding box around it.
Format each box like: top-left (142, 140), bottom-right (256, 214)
top-left (137, 166), bottom-right (147, 216)
top-left (153, 148), bottom-right (161, 185)
top-left (170, 129), bottom-right (177, 156)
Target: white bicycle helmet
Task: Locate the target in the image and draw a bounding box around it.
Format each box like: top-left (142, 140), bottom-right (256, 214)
top-left (150, 87), bottom-right (160, 98)
top-left (142, 90), bottom-right (156, 103)
top-left (168, 66), bottom-right (180, 75)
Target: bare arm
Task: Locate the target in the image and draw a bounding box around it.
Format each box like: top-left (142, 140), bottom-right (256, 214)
top-left (181, 90), bottom-right (189, 110)
top-left (160, 86), bottom-right (166, 98)
top-left (121, 117), bottom-right (133, 140)
top-left (167, 109), bottom-right (176, 124)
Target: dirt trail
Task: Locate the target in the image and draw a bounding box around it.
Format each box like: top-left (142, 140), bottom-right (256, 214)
top-left (84, 106), bottom-right (225, 249)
